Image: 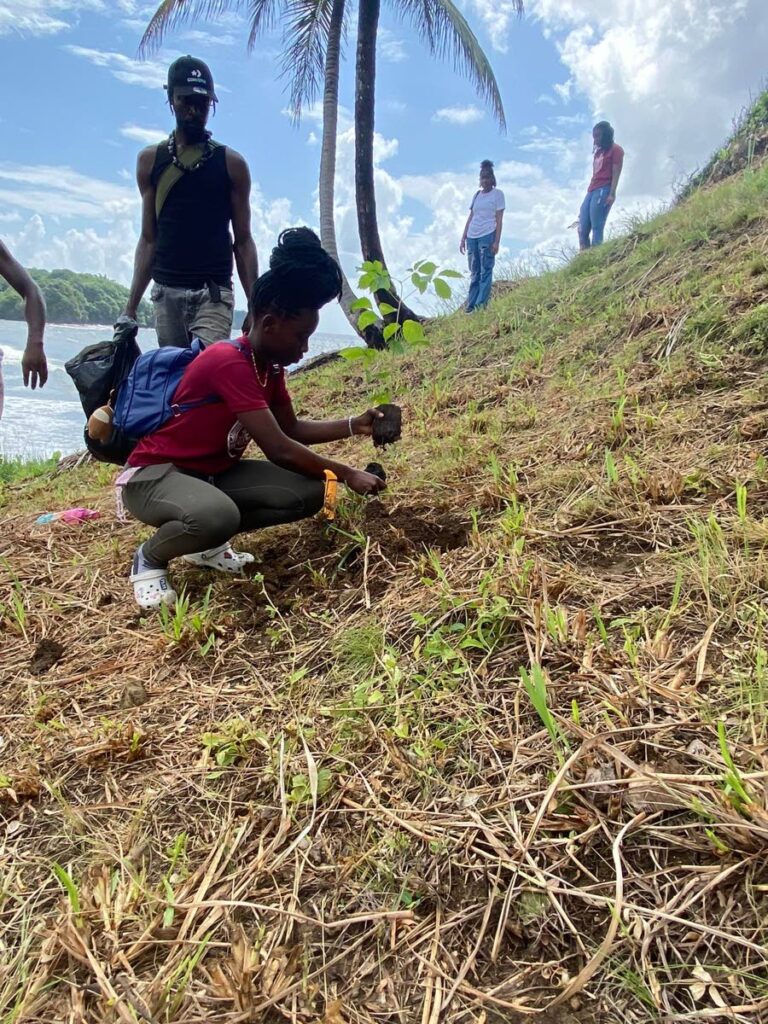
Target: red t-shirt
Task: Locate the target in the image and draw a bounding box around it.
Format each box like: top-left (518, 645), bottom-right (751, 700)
top-left (588, 143), bottom-right (624, 192)
top-left (128, 338), bottom-right (291, 475)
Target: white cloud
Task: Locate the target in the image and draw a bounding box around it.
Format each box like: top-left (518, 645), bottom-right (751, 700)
top-left (379, 28), bottom-right (407, 62)
top-left (0, 164), bottom-right (137, 219)
top-left (0, 0), bottom-right (103, 37)
top-left (307, 131), bottom-right (319, 147)
top-left (120, 124), bottom-right (167, 145)
top-left (432, 105), bottom-right (485, 125)
top-left (527, 0), bottom-right (768, 197)
top-left (65, 46), bottom-right (169, 89)
top-left (181, 28), bottom-right (237, 47)
top-left (466, 0), bottom-right (523, 52)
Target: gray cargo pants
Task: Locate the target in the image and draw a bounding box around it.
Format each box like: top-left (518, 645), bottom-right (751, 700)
top-left (151, 282), bottom-right (235, 347)
top-left (123, 461), bottom-right (325, 567)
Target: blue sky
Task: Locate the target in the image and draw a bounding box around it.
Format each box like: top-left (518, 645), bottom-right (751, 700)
top-left (0, 0), bottom-right (766, 334)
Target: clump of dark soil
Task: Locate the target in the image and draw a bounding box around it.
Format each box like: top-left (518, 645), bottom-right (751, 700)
top-left (372, 403), bottom-right (402, 447)
top-left (364, 502), bottom-right (470, 554)
top-left (29, 638), bottom-right (65, 675)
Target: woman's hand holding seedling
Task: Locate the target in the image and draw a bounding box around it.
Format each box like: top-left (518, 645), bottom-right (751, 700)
top-left (350, 408), bottom-right (385, 436)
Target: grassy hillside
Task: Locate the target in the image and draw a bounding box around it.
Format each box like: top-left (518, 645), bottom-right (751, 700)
top-left (3, 160), bottom-right (768, 1023)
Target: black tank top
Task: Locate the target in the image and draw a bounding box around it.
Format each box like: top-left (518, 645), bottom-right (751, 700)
top-left (151, 142), bottom-right (233, 288)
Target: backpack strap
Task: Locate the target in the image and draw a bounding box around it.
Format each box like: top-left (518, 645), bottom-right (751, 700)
top-left (155, 139), bottom-right (223, 219)
top-left (470, 189), bottom-right (482, 211)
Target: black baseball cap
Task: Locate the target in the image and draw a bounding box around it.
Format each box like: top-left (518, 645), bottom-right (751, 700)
top-left (166, 55), bottom-right (218, 102)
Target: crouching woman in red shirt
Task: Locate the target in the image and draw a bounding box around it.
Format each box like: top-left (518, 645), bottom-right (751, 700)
top-left (124, 227), bottom-right (385, 610)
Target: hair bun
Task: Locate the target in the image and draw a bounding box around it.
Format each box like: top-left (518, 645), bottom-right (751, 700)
top-left (270, 226), bottom-right (323, 271)
top-left (480, 159), bottom-right (494, 170)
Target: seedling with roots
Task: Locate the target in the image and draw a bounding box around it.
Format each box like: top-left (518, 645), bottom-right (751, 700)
top-left (340, 259), bottom-right (462, 370)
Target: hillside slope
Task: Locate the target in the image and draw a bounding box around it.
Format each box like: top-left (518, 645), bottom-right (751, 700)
top-left (3, 162), bottom-right (768, 1023)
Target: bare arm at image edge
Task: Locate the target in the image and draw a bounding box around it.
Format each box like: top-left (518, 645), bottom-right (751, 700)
top-left (0, 240), bottom-right (47, 389)
top-left (238, 407), bottom-right (385, 496)
top-left (607, 148), bottom-right (624, 206)
top-left (227, 150), bottom-right (259, 298)
top-left (124, 148), bottom-right (157, 320)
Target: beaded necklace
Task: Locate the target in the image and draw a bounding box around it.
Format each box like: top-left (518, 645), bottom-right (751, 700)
top-left (167, 130), bottom-right (214, 173)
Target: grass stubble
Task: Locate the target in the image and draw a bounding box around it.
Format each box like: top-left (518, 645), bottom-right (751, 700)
top-left (2, 152), bottom-right (768, 1023)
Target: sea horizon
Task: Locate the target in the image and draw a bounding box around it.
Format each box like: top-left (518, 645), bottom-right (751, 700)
top-left (0, 320), bottom-right (354, 461)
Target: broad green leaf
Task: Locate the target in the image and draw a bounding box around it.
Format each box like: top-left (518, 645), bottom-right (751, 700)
top-left (383, 322), bottom-right (400, 341)
top-left (357, 310), bottom-right (380, 331)
top-left (350, 297), bottom-right (372, 312)
top-left (378, 301), bottom-right (397, 315)
top-left (417, 261), bottom-right (437, 277)
top-left (439, 269), bottom-right (463, 279)
top-left (339, 346), bottom-right (369, 361)
top-left (433, 278), bottom-right (452, 300)
top-left (411, 273), bottom-right (428, 294)
top-left (402, 319), bottom-right (426, 344)
top-left (358, 273), bottom-right (375, 290)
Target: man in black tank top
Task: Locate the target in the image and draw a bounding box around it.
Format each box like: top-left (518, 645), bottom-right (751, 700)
top-left (124, 56), bottom-right (258, 348)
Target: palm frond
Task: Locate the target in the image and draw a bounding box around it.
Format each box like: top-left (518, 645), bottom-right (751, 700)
top-left (139, 0), bottom-right (240, 55)
top-left (279, 0), bottom-right (335, 121)
top-left (139, 0), bottom-right (282, 57)
top-left (246, 0), bottom-right (284, 48)
top-left (390, 0), bottom-right (515, 130)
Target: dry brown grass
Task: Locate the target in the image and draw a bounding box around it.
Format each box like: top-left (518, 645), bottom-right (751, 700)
top-left (3, 173), bottom-right (768, 1023)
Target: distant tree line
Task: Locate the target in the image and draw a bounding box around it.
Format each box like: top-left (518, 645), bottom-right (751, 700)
top-left (0, 269), bottom-right (153, 326)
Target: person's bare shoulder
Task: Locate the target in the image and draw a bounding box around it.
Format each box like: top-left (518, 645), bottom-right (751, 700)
top-left (225, 148), bottom-right (250, 177)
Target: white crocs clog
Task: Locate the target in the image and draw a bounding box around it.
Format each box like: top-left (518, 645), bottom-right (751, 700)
top-left (130, 567), bottom-right (178, 610)
top-left (182, 543), bottom-right (255, 574)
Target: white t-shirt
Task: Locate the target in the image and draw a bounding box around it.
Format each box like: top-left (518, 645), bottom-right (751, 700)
top-left (467, 187), bottom-right (505, 238)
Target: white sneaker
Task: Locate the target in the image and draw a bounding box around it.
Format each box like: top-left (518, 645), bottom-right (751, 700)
top-left (182, 542), bottom-right (255, 574)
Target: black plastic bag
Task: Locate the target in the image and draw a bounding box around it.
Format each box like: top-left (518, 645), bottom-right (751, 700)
top-left (65, 316), bottom-right (141, 418)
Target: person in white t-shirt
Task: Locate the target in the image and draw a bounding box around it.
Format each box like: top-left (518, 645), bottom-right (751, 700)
top-left (459, 160), bottom-right (505, 312)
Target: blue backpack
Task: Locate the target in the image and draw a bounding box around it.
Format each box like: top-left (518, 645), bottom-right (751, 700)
top-left (86, 339), bottom-right (220, 465)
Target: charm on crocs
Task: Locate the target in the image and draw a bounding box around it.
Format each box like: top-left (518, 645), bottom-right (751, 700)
top-left (183, 543), bottom-right (255, 574)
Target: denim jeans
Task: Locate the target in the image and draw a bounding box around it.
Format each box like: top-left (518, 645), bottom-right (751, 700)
top-left (465, 231), bottom-right (496, 312)
top-left (578, 185), bottom-right (612, 248)
top-left (151, 282), bottom-right (235, 348)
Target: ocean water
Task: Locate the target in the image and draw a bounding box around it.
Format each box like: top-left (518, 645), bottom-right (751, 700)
top-left (0, 321), bottom-right (350, 460)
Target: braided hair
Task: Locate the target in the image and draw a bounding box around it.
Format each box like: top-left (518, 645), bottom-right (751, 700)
top-left (249, 227), bottom-right (343, 318)
top-left (593, 121), bottom-right (615, 150)
top-left (480, 159), bottom-right (496, 186)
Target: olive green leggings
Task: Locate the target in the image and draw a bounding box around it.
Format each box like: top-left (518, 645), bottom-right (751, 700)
top-left (123, 460), bottom-right (325, 567)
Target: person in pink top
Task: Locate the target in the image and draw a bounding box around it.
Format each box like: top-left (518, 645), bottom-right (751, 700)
top-left (578, 121), bottom-right (624, 249)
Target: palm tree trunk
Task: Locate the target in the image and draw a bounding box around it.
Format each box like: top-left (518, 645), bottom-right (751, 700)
top-left (319, 0), bottom-right (384, 348)
top-left (355, 0), bottom-right (420, 324)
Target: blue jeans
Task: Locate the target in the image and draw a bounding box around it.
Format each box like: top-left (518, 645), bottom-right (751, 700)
top-left (578, 185), bottom-right (612, 248)
top-left (465, 231), bottom-right (496, 312)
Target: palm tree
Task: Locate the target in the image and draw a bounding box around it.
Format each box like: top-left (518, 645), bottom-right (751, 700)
top-left (317, 0), bottom-right (385, 346)
top-left (139, 0), bottom-right (383, 346)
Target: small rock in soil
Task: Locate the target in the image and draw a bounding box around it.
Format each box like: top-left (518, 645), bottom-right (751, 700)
top-left (29, 639), bottom-right (65, 675)
top-left (372, 404), bottom-right (402, 448)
